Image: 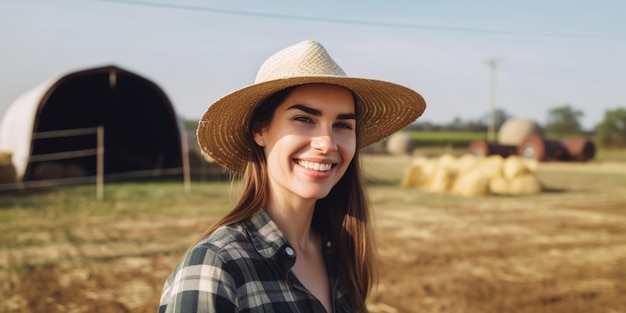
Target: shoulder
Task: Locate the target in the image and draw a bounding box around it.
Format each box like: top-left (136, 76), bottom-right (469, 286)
top-left (158, 224), bottom-right (255, 311)
top-left (187, 223), bottom-right (256, 266)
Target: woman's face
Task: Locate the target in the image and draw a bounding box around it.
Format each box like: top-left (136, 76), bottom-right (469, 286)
top-left (254, 84), bottom-right (357, 203)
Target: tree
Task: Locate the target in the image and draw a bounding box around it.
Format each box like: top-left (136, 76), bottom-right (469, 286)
top-left (483, 108), bottom-right (510, 131)
top-left (595, 107), bottom-right (626, 148)
top-left (545, 105), bottom-right (584, 135)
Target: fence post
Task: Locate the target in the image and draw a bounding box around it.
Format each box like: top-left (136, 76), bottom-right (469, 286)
top-left (181, 128), bottom-right (191, 193)
top-left (97, 125), bottom-right (104, 201)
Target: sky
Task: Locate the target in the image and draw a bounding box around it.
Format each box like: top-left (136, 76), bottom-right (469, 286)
top-left (1, 0), bottom-right (625, 130)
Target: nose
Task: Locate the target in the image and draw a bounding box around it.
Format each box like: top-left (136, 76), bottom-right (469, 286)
top-left (311, 133), bottom-right (338, 153)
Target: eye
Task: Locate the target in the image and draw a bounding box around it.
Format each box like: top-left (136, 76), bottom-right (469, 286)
top-left (293, 116), bottom-right (313, 123)
top-left (334, 121), bottom-right (354, 130)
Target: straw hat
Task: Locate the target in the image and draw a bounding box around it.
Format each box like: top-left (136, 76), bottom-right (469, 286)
top-left (197, 40), bottom-right (426, 173)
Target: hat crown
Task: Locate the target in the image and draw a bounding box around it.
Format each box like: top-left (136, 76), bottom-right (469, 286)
top-left (255, 40), bottom-right (347, 83)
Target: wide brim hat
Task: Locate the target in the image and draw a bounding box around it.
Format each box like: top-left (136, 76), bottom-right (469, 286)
top-left (198, 40), bottom-right (426, 173)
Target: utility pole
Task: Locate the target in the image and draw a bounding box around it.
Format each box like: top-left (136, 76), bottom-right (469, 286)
top-left (486, 57), bottom-right (500, 142)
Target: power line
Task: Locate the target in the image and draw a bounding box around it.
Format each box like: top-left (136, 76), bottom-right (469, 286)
top-left (96, 0), bottom-right (620, 39)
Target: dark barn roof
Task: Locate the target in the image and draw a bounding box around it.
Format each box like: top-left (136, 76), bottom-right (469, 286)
top-left (1, 65), bottom-right (184, 182)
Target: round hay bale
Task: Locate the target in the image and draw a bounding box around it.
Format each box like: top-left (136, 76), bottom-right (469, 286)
top-left (468, 140), bottom-right (517, 157)
top-left (32, 162), bottom-right (65, 180)
top-left (0, 150), bottom-right (12, 161)
top-left (451, 169), bottom-right (490, 197)
top-left (386, 133), bottom-right (415, 156)
top-left (518, 135), bottom-right (568, 161)
top-left (0, 151), bottom-right (17, 184)
top-left (502, 156), bottom-right (531, 179)
top-left (65, 163), bottom-right (87, 178)
top-left (559, 137), bottom-right (596, 161)
top-left (0, 164), bottom-right (17, 184)
top-left (498, 118), bottom-right (543, 146)
top-left (508, 174), bottom-right (543, 195)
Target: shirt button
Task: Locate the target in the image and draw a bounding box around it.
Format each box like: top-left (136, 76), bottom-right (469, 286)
top-left (285, 247), bottom-right (295, 256)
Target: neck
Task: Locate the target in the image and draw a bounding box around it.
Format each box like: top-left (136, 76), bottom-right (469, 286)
top-left (265, 195), bottom-right (317, 251)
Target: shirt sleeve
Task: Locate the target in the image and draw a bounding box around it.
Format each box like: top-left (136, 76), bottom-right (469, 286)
top-left (158, 244), bottom-right (238, 313)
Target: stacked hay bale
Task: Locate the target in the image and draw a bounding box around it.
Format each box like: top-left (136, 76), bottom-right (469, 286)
top-left (0, 150), bottom-right (17, 184)
top-left (401, 153), bottom-right (542, 197)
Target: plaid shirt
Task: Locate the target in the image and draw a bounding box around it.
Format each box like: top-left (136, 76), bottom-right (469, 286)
top-left (158, 210), bottom-right (354, 313)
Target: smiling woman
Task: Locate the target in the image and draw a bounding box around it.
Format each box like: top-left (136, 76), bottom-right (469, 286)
top-left (158, 40), bottom-right (426, 313)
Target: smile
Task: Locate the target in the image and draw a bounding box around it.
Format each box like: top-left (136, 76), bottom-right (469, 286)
top-left (296, 160), bottom-right (334, 172)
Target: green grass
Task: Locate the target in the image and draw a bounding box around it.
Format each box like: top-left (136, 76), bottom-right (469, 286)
top-left (402, 131), bottom-right (488, 147)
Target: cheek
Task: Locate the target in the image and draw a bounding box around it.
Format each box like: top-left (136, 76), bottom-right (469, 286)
top-left (338, 134), bottom-right (357, 160)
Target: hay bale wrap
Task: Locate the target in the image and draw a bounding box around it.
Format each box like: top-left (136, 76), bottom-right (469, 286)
top-left (498, 118), bottom-right (543, 146)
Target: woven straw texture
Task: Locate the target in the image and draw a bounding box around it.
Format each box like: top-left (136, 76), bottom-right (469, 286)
top-left (197, 40), bottom-right (426, 173)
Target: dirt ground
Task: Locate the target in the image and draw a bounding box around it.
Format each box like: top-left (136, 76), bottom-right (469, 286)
top-left (1, 160), bottom-right (626, 313)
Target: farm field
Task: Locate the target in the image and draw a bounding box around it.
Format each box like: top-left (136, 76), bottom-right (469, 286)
top-left (1, 155), bottom-right (626, 313)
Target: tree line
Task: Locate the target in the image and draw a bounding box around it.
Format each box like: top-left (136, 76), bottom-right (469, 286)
top-left (407, 105), bottom-right (626, 148)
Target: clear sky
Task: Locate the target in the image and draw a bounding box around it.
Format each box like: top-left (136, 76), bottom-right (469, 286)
top-left (1, 0), bottom-right (625, 130)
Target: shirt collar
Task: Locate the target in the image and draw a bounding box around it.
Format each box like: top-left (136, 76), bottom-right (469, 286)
top-left (243, 209), bottom-right (288, 259)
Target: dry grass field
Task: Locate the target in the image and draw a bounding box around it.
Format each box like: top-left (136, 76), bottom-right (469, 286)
top-left (1, 155), bottom-right (625, 313)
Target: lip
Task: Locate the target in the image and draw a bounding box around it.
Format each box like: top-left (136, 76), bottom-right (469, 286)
top-left (294, 158), bottom-right (337, 178)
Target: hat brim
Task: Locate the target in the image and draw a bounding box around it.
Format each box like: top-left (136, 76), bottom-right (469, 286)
top-left (197, 75), bottom-right (426, 173)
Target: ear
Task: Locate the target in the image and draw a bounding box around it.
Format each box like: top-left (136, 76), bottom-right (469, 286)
top-left (253, 130), bottom-right (265, 147)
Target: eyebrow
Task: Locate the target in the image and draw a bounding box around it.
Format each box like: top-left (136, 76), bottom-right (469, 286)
top-left (287, 104), bottom-right (356, 120)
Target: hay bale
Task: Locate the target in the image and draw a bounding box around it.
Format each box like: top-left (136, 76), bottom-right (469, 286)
top-left (401, 157), bottom-right (431, 187)
top-left (451, 169), bottom-right (490, 197)
top-left (0, 151), bottom-right (16, 184)
top-left (65, 163), bottom-right (87, 178)
top-left (559, 137), bottom-right (596, 161)
top-left (400, 164), bottom-right (421, 187)
top-left (0, 150), bottom-right (12, 160)
top-left (502, 156), bottom-right (531, 180)
top-left (0, 161), bottom-right (16, 185)
top-left (32, 162), bottom-right (65, 180)
top-left (498, 118), bottom-right (543, 146)
top-left (386, 133), bottom-right (415, 156)
top-left (489, 176), bottom-right (510, 195)
top-left (426, 154), bottom-right (459, 192)
top-left (428, 166), bottom-right (456, 192)
top-left (456, 154), bottom-right (479, 173)
top-left (476, 155), bottom-right (505, 178)
top-left (508, 174), bottom-right (543, 195)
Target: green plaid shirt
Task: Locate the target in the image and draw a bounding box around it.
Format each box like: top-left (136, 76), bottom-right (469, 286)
top-left (158, 210), bottom-right (354, 313)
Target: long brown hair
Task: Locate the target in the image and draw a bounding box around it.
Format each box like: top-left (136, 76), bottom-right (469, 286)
top-left (192, 85), bottom-right (377, 312)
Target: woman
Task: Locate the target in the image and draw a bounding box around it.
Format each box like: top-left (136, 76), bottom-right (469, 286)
top-left (159, 40), bottom-right (426, 313)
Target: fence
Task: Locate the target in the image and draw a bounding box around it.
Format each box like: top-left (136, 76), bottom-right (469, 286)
top-left (0, 126), bottom-right (191, 200)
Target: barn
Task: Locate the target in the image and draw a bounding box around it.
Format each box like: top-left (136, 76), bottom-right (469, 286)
top-left (0, 65), bottom-right (185, 183)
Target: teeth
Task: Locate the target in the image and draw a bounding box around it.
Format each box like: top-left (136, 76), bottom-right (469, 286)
top-left (298, 160), bottom-right (332, 171)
